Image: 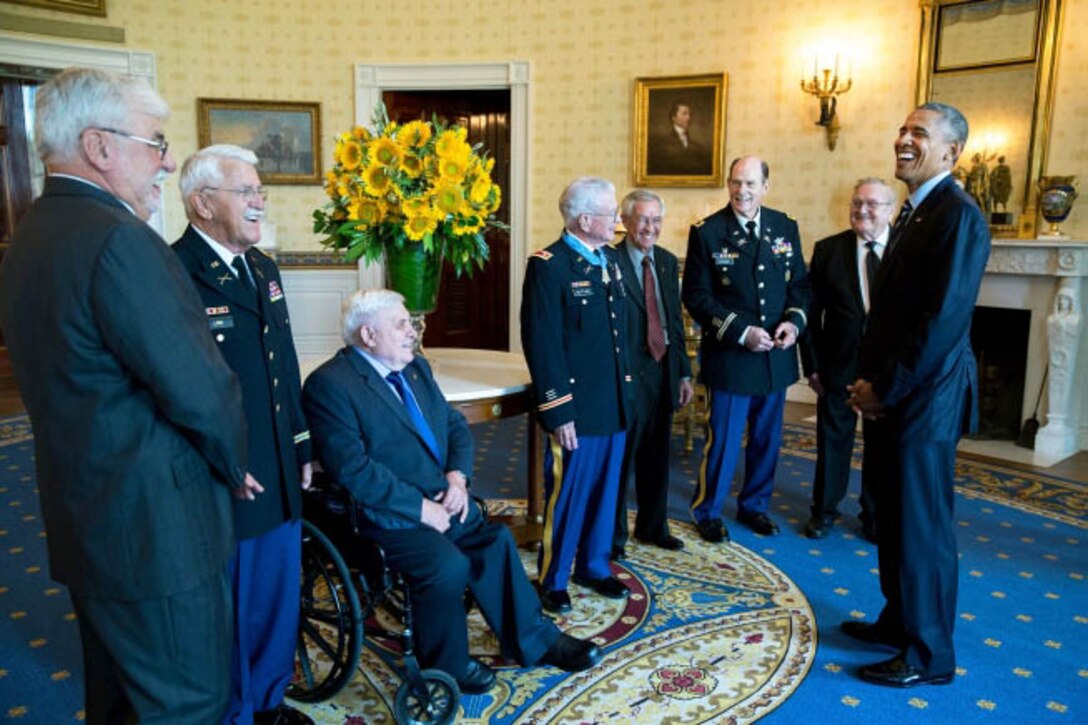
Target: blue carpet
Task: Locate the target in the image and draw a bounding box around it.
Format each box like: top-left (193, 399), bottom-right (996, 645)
top-left (2, 413), bottom-right (1086, 722)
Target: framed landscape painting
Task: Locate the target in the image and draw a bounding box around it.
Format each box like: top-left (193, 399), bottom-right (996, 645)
top-left (197, 98), bottom-right (322, 185)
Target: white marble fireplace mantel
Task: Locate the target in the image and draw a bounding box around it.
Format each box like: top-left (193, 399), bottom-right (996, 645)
top-left (974, 239), bottom-right (1087, 463)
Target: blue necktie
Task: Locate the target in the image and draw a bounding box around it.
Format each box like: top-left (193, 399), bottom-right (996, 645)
top-left (387, 370), bottom-right (440, 460)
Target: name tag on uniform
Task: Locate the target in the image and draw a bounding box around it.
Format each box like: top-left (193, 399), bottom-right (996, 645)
top-left (206, 306), bottom-right (233, 330)
top-left (571, 280), bottom-right (594, 298)
top-left (714, 250), bottom-right (739, 267)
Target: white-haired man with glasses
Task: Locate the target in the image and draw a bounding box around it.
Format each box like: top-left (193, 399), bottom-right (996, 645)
top-left (174, 145), bottom-right (314, 725)
top-left (0, 68), bottom-right (249, 722)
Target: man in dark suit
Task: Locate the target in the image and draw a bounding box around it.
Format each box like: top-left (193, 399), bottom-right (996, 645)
top-left (303, 290), bottom-right (600, 696)
top-left (520, 177), bottom-right (633, 613)
top-left (799, 178), bottom-right (896, 541)
top-left (682, 156), bottom-right (810, 541)
top-left (611, 189), bottom-right (693, 559)
top-left (174, 145), bottom-right (313, 725)
top-left (647, 102), bottom-right (712, 177)
top-left (845, 102), bottom-right (990, 688)
top-left (0, 68), bottom-right (249, 722)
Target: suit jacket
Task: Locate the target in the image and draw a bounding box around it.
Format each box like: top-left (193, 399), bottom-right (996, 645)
top-left (302, 348), bottom-right (474, 532)
top-left (859, 175), bottom-right (990, 439)
top-left (614, 238), bottom-right (692, 409)
top-left (520, 237), bottom-right (631, 434)
top-left (799, 229), bottom-right (868, 387)
top-left (647, 127), bottom-right (711, 176)
top-left (682, 205), bottom-right (811, 395)
top-left (0, 177), bottom-right (246, 599)
top-left (173, 226), bottom-right (311, 539)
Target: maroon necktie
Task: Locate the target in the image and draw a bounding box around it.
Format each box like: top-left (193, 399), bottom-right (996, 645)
top-left (642, 257), bottom-right (666, 362)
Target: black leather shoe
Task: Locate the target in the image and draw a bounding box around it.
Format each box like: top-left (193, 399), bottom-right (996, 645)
top-left (840, 620), bottom-right (904, 649)
top-left (859, 656), bottom-right (954, 688)
top-left (539, 633), bottom-right (602, 671)
top-left (457, 657), bottom-right (498, 694)
top-left (738, 511), bottom-right (780, 535)
top-left (254, 704), bottom-right (315, 725)
top-left (610, 545), bottom-right (627, 560)
top-left (571, 574), bottom-right (629, 599)
top-left (696, 518), bottom-right (729, 543)
top-left (637, 533), bottom-right (685, 551)
top-left (804, 516), bottom-right (833, 539)
top-left (860, 520), bottom-right (879, 544)
top-left (538, 587), bottom-right (572, 613)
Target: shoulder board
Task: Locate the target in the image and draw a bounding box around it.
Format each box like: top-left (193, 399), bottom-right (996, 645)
top-left (250, 247), bottom-right (271, 260)
top-left (786, 213), bottom-right (796, 221)
top-left (692, 219), bottom-right (706, 228)
top-left (531, 249), bottom-right (553, 260)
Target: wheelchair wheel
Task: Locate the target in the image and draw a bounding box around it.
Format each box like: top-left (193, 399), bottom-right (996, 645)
top-left (394, 669), bottom-right (460, 725)
top-left (288, 519), bottom-right (364, 703)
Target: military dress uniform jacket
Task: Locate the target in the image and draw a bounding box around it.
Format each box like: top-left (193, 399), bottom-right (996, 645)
top-left (520, 238), bottom-right (632, 435)
top-left (682, 205), bottom-right (811, 395)
top-left (173, 226), bottom-right (311, 540)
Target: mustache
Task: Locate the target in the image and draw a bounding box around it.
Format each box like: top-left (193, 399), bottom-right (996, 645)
top-left (243, 209), bottom-right (265, 222)
top-left (152, 170), bottom-right (169, 186)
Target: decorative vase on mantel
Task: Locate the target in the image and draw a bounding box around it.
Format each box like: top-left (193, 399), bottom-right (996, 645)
top-left (1037, 175), bottom-right (1078, 238)
top-left (384, 241), bottom-right (444, 352)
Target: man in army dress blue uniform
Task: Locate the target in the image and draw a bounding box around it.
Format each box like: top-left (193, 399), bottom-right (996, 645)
top-left (174, 145), bottom-right (314, 725)
top-left (683, 156), bottom-right (811, 541)
top-left (521, 176), bottom-right (632, 614)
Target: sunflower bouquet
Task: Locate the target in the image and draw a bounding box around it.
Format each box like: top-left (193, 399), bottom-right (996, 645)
top-left (313, 105), bottom-right (504, 277)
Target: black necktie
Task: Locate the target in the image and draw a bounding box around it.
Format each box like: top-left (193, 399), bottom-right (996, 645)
top-left (232, 256), bottom-right (255, 291)
top-left (745, 220), bottom-right (758, 244)
top-left (865, 241), bottom-right (881, 306)
top-left (387, 370), bottom-right (440, 460)
top-left (887, 201), bottom-right (913, 253)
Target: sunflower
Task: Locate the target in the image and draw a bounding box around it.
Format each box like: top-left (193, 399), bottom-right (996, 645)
top-left (432, 182), bottom-right (465, 216)
top-left (452, 216), bottom-right (485, 236)
top-left (402, 197), bottom-right (431, 217)
top-left (435, 129), bottom-right (471, 159)
top-left (469, 176), bottom-right (491, 205)
top-left (336, 140), bottom-right (364, 172)
top-left (370, 136), bottom-right (403, 167)
top-left (399, 120), bottom-right (432, 149)
top-left (348, 196), bottom-right (385, 228)
top-left (404, 211), bottom-right (439, 241)
top-left (400, 152), bottom-right (424, 178)
top-left (485, 184), bottom-right (502, 215)
top-left (437, 154), bottom-right (470, 181)
top-left (351, 125), bottom-right (371, 141)
top-left (362, 163), bottom-right (393, 197)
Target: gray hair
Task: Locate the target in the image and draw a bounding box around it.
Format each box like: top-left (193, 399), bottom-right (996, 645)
top-left (341, 288), bottom-right (405, 346)
top-left (179, 144), bottom-right (260, 217)
top-left (853, 177), bottom-right (896, 201)
top-left (559, 176), bottom-right (616, 228)
top-left (918, 102), bottom-right (969, 146)
top-left (35, 67), bottom-right (169, 166)
top-left (620, 189), bottom-right (666, 218)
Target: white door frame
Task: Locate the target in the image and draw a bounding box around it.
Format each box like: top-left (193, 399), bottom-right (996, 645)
top-left (354, 61), bottom-right (530, 352)
top-left (0, 33), bottom-right (164, 236)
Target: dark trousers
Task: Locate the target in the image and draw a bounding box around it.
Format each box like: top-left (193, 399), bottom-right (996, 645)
top-left (614, 357), bottom-right (675, 548)
top-left (692, 389), bottom-right (785, 523)
top-left (811, 383), bottom-right (877, 524)
top-left (869, 415), bottom-right (960, 674)
top-left (72, 570), bottom-right (232, 724)
top-left (367, 508), bottom-right (558, 680)
top-left (224, 519), bottom-right (301, 724)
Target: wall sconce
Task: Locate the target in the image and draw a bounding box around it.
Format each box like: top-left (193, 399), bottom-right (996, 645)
top-left (800, 53), bottom-right (852, 151)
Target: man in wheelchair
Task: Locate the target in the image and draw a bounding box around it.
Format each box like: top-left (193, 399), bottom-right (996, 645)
top-left (302, 289), bottom-right (602, 695)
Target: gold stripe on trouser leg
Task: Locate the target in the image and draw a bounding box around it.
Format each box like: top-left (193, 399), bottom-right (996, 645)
top-left (538, 436), bottom-right (566, 584)
top-left (691, 413), bottom-right (715, 514)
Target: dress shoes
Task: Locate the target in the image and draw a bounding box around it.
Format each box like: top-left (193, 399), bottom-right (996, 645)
top-left (804, 516), bottom-right (834, 539)
top-left (539, 633), bottom-right (602, 671)
top-left (859, 656), bottom-right (954, 688)
top-left (738, 510), bottom-right (780, 536)
top-left (571, 573), bottom-right (629, 599)
top-left (696, 518), bottom-right (729, 543)
top-left (840, 620), bottom-right (905, 649)
top-left (636, 533), bottom-right (685, 551)
top-left (538, 587), bottom-right (572, 614)
top-left (254, 704), bottom-right (315, 725)
top-left (457, 657), bottom-right (498, 694)
top-left (610, 544), bottom-right (627, 560)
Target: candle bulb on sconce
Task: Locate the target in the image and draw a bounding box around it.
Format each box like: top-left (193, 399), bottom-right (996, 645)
top-left (800, 51), bottom-right (853, 151)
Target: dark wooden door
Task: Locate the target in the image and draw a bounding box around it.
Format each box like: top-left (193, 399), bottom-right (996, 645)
top-left (384, 90), bottom-right (511, 351)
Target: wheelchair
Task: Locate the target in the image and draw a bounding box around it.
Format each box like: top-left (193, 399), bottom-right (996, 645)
top-left (288, 479), bottom-right (461, 725)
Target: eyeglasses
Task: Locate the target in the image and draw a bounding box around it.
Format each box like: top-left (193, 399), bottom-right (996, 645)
top-left (850, 200), bottom-right (893, 210)
top-left (202, 186), bottom-right (269, 202)
top-left (94, 127), bottom-right (169, 159)
top-left (630, 216), bottom-right (663, 226)
top-left (586, 210), bottom-right (619, 222)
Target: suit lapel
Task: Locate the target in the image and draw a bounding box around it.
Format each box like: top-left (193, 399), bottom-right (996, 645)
top-left (721, 209), bottom-right (753, 258)
top-left (344, 350), bottom-right (440, 462)
top-left (841, 234), bottom-right (865, 312)
top-left (616, 239), bottom-right (645, 309)
top-left (179, 227), bottom-right (260, 314)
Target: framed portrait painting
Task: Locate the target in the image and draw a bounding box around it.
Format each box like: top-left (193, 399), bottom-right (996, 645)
top-left (6, 0), bottom-right (105, 15)
top-left (197, 99), bottom-right (322, 185)
top-left (633, 73), bottom-right (727, 188)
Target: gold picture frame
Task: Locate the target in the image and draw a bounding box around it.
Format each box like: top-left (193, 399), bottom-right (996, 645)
top-left (6, 0), bottom-right (105, 15)
top-left (196, 98), bottom-right (322, 185)
top-left (934, 0), bottom-right (1040, 72)
top-left (633, 73), bottom-right (727, 188)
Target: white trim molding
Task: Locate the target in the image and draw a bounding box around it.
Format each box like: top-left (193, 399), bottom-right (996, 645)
top-left (354, 61), bottom-right (531, 353)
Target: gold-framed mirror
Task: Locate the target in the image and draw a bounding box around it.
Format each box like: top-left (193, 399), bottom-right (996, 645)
top-left (915, 0), bottom-right (1064, 238)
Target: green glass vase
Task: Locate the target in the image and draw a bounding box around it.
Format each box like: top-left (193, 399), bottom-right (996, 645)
top-left (383, 242), bottom-right (444, 314)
